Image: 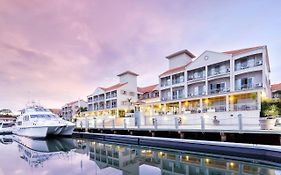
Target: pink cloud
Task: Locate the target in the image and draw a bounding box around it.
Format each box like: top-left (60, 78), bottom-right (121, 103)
top-left (0, 0), bottom-right (280, 110)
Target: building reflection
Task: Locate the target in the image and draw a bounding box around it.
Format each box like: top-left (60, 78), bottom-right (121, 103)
top-left (75, 139), bottom-right (280, 175)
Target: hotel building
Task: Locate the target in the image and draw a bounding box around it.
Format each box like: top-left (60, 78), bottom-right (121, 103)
top-left (139, 46), bottom-right (271, 129)
top-left (86, 71), bottom-right (139, 118)
top-left (61, 100), bottom-right (87, 120)
top-left (83, 45), bottom-right (271, 129)
top-left (271, 83), bottom-right (281, 99)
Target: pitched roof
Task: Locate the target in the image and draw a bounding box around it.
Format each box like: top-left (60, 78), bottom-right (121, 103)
top-left (117, 71), bottom-right (139, 77)
top-left (100, 82), bottom-right (128, 91)
top-left (271, 83), bottom-right (281, 91)
top-left (159, 63), bottom-right (189, 77)
top-left (137, 84), bottom-right (158, 93)
top-left (223, 46), bottom-right (265, 55)
top-left (166, 49), bottom-right (195, 59)
top-left (67, 101), bottom-right (78, 105)
top-left (49, 108), bottom-right (61, 114)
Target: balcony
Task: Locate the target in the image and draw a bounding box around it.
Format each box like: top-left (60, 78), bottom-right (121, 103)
top-left (208, 68), bottom-right (230, 77)
top-left (209, 88), bottom-right (230, 94)
top-left (93, 96), bottom-right (99, 102)
top-left (234, 103), bottom-right (258, 111)
top-left (187, 73), bottom-right (205, 81)
top-left (161, 97), bottom-right (171, 101)
top-left (172, 73), bottom-right (184, 85)
top-left (160, 76), bottom-right (172, 88)
top-left (235, 54), bottom-right (263, 71)
top-left (172, 89), bottom-right (184, 100)
top-left (106, 93), bottom-right (111, 99)
top-left (188, 91), bottom-right (205, 97)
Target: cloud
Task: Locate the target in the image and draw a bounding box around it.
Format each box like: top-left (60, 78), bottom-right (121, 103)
top-left (0, 0), bottom-right (280, 110)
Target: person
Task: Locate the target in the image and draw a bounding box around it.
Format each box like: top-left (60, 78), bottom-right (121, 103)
top-left (213, 116), bottom-right (220, 125)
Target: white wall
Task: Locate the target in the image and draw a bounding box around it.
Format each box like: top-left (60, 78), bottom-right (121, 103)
top-left (168, 54), bottom-right (192, 69)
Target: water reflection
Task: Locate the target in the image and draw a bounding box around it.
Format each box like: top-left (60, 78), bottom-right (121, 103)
top-left (0, 135), bottom-right (280, 175)
top-left (77, 139), bottom-right (281, 175)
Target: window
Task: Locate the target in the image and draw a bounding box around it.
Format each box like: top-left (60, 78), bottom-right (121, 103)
top-left (23, 115), bottom-right (29, 121)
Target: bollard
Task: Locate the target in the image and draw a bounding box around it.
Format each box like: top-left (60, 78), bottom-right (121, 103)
top-left (153, 118), bottom-right (158, 129)
top-left (112, 119), bottom-right (115, 129)
top-left (220, 132), bottom-right (226, 142)
top-left (94, 118), bottom-right (97, 128)
top-left (175, 117), bottom-right (179, 129)
top-left (238, 114), bottom-right (243, 131)
top-left (180, 132), bottom-right (184, 139)
top-left (124, 118), bottom-right (127, 129)
top-left (201, 116), bottom-right (205, 131)
top-left (85, 117), bottom-right (89, 132)
top-left (102, 119), bottom-right (105, 128)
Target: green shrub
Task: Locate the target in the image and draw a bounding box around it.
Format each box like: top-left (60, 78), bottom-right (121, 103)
top-left (261, 99), bottom-right (281, 117)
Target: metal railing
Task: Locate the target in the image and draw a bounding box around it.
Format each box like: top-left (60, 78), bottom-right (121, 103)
top-left (77, 112), bottom-right (261, 132)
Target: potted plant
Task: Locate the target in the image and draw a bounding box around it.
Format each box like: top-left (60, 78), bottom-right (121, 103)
top-left (259, 101), bottom-right (279, 130)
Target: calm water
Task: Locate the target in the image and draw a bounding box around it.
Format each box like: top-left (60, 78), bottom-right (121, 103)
top-left (0, 135), bottom-right (280, 175)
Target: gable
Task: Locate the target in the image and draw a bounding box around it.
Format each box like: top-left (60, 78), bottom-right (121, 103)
top-left (93, 87), bottom-right (105, 95)
top-left (186, 51), bottom-right (232, 71)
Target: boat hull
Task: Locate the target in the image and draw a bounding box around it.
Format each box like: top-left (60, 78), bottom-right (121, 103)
top-left (13, 126), bottom-right (48, 138)
top-left (60, 125), bottom-right (75, 136)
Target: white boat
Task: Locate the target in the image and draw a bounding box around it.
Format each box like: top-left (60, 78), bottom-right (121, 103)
top-left (13, 106), bottom-right (75, 138)
top-left (0, 121), bottom-right (14, 134)
top-left (11, 135), bottom-right (76, 168)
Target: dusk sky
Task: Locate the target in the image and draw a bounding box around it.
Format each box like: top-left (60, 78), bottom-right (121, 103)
top-left (0, 0), bottom-right (281, 111)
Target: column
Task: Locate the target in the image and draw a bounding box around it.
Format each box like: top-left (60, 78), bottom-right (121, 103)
top-left (199, 98), bottom-right (203, 111)
top-left (150, 105), bottom-right (153, 116)
top-left (226, 95), bottom-right (229, 111)
top-left (205, 65), bottom-right (208, 95)
top-left (184, 71), bottom-right (188, 98)
top-left (179, 101), bottom-right (182, 114)
top-left (257, 91), bottom-right (261, 110)
top-left (164, 103), bottom-right (167, 114)
top-left (230, 58), bottom-right (235, 91)
top-left (170, 76), bottom-right (172, 100)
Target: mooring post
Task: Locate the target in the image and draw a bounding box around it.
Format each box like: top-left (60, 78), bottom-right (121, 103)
top-left (102, 119), bottom-right (105, 128)
top-left (153, 118), bottom-right (158, 129)
top-left (85, 117), bottom-right (89, 132)
top-left (238, 114), bottom-right (243, 131)
top-left (175, 117), bottom-right (179, 129)
top-left (180, 132), bottom-right (184, 139)
top-left (201, 116), bottom-right (205, 131)
top-left (112, 119), bottom-right (115, 129)
top-left (94, 118), bottom-right (97, 128)
top-left (124, 118), bottom-right (127, 129)
top-left (220, 132), bottom-right (226, 142)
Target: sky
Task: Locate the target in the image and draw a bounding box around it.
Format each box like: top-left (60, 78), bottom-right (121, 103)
top-left (0, 0), bottom-right (281, 111)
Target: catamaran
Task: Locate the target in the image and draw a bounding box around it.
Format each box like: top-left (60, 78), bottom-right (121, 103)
top-left (13, 106), bottom-right (75, 138)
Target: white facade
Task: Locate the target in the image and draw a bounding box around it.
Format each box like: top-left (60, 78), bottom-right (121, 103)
top-left (61, 100), bottom-right (87, 120)
top-left (87, 71), bottom-right (139, 118)
top-left (159, 46), bottom-right (271, 104)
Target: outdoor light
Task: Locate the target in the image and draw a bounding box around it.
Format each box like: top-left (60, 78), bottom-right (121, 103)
top-left (229, 162), bottom-right (235, 167)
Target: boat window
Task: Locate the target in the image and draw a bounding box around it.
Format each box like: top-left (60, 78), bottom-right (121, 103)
top-left (23, 115), bottom-right (29, 121)
top-left (30, 115), bottom-right (56, 119)
top-left (17, 121), bottom-right (22, 126)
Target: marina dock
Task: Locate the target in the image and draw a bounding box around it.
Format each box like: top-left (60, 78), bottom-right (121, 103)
top-left (73, 132), bottom-right (281, 164)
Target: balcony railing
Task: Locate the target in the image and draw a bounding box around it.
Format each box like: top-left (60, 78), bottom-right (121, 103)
top-left (235, 60), bottom-right (263, 71)
top-left (235, 83), bottom-right (262, 91)
top-left (188, 74), bottom-right (205, 81)
top-left (188, 91), bottom-right (206, 97)
top-left (209, 88), bottom-right (230, 94)
top-left (234, 103), bottom-right (258, 111)
top-left (208, 68), bottom-right (230, 77)
top-left (172, 94), bottom-right (184, 100)
top-left (161, 97), bottom-right (171, 101)
top-left (172, 77), bottom-right (184, 85)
